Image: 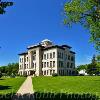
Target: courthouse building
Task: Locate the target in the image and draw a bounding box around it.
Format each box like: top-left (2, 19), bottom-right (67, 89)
top-left (18, 39), bottom-right (75, 76)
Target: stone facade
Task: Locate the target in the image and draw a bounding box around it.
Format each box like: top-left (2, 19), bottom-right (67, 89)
top-left (18, 39), bottom-right (75, 76)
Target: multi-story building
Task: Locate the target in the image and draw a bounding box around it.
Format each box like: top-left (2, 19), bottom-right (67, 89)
top-left (18, 39), bottom-right (75, 76)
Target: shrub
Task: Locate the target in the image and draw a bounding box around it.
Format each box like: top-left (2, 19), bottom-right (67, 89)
top-left (10, 73), bottom-right (16, 78)
top-left (23, 73), bottom-right (27, 77)
top-left (0, 71), bottom-right (2, 78)
top-left (52, 73), bottom-right (58, 77)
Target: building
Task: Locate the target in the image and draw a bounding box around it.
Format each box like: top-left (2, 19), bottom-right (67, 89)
top-left (18, 39), bottom-right (75, 76)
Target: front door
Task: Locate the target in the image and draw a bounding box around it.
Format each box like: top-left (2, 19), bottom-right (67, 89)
top-left (30, 70), bottom-right (35, 75)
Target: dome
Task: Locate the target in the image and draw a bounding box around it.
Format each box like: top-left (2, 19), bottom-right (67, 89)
top-left (41, 39), bottom-right (52, 43)
top-left (41, 39), bottom-right (53, 47)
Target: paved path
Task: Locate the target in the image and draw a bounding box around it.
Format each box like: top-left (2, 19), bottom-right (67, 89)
top-left (17, 76), bottom-right (34, 95)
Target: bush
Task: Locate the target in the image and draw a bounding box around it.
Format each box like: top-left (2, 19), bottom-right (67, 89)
top-left (52, 73), bottom-right (58, 77)
top-left (0, 71), bottom-right (2, 78)
top-left (23, 72), bottom-right (27, 77)
top-left (10, 73), bottom-right (15, 78)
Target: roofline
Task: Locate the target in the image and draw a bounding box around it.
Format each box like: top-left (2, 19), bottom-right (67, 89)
top-left (70, 51), bottom-right (76, 54)
top-left (18, 52), bottom-right (28, 55)
top-left (27, 44), bottom-right (42, 50)
top-left (61, 45), bottom-right (72, 49)
top-left (43, 45), bottom-right (65, 50)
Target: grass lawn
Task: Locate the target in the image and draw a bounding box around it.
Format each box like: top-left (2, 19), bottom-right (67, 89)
top-left (0, 77), bottom-right (26, 94)
top-left (32, 76), bottom-right (100, 96)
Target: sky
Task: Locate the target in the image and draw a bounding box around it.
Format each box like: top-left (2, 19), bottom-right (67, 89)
top-left (0, 0), bottom-right (96, 66)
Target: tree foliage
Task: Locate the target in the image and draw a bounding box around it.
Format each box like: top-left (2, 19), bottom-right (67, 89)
top-left (64, 0), bottom-right (100, 51)
top-left (77, 55), bottom-right (100, 75)
top-left (0, 0), bottom-right (13, 14)
top-left (0, 71), bottom-right (2, 78)
top-left (0, 63), bottom-right (19, 76)
top-left (77, 64), bottom-right (88, 71)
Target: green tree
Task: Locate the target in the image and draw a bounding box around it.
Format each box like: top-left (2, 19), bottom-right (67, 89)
top-left (96, 55), bottom-right (100, 62)
top-left (64, 0), bottom-right (100, 51)
top-left (0, 0), bottom-right (13, 14)
top-left (0, 63), bottom-right (19, 76)
top-left (87, 55), bottom-right (100, 75)
top-left (77, 64), bottom-right (88, 71)
top-left (0, 71), bottom-right (2, 78)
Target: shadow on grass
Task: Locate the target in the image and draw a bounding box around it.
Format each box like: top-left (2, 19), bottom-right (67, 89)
top-left (0, 92), bottom-right (99, 100)
top-left (0, 85), bottom-right (11, 90)
top-left (12, 92), bottom-right (100, 100)
top-left (0, 79), bottom-right (5, 80)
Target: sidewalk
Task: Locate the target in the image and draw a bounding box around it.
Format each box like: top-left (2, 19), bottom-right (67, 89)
top-left (17, 76), bottom-right (34, 95)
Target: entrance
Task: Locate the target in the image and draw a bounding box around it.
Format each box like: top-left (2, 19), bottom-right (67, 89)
top-left (30, 70), bottom-right (35, 75)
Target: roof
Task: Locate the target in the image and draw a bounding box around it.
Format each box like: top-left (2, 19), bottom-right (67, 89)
top-left (27, 44), bottom-right (42, 50)
top-left (70, 51), bottom-right (76, 54)
top-left (43, 45), bottom-right (65, 50)
top-left (18, 52), bottom-right (28, 55)
top-left (61, 45), bottom-right (72, 49)
top-left (41, 39), bottom-right (52, 43)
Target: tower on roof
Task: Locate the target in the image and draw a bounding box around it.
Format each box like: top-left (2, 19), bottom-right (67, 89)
top-left (40, 39), bottom-right (53, 47)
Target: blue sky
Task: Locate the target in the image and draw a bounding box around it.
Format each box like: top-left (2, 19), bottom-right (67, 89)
top-left (0, 0), bottom-right (96, 66)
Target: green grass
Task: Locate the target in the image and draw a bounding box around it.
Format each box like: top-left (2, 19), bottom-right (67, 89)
top-left (0, 77), bottom-right (26, 94)
top-left (32, 76), bottom-right (100, 96)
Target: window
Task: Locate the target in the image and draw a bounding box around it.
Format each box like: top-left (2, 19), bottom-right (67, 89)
top-left (58, 52), bottom-right (60, 58)
top-left (71, 56), bottom-right (74, 61)
top-left (59, 61), bottom-right (63, 67)
top-left (20, 58), bottom-right (21, 62)
top-left (70, 63), bottom-right (73, 68)
top-left (66, 54), bottom-right (67, 60)
top-left (50, 53), bottom-right (52, 59)
top-left (47, 62), bottom-right (49, 67)
top-left (42, 62), bottom-right (43, 68)
top-left (50, 61), bottom-right (52, 67)
top-left (44, 70), bottom-right (46, 75)
top-left (20, 65), bottom-right (21, 69)
top-left (61, 61), bottom-right (63, 67)
top-left (22, 58), bottom-right (23, 62)
top-left (22, 64), bottom-right (23, 68)
top-left (50, 70), bottom-right (52, 75)
top-left (67, 62), bottom-right (69, 68)
top-left (47, 70), bottom-right (48, 75)
top-left (53, 52), bottom-right (55, 58)
top-left (24, 64), bottom-right (26, 69)
top-left (59, 61), bottom-right (61, 67)
top-left (68, 55), bottom-right (70, 60)
top-left (33, 51), bottom-right (36, 55)
top-left (47, 53), bottom-right (49, 59)
top-left (27, 57), bottom-right (28, 62)
top-left (53, 70), bottom-right (55, 74)
top-left (44, 54), bottom-right (46, 60)
top-left (35, 63), bottom-right (36, 68)
top-left (33, 55), bottom-right (36, 60)
top-left (62, 53), bottom-right (63, 59)
top-left (63, 70), bottom-right (64, 76)
top-left (53, 61), bottom-right (55, 67)
top-left (32, 63), bottom-right (34, 68)
top-left (44, 62), bottom-right (46, 68)
top-left (59, 70), bottom-right (60, 75)
top-left (25, 57), bottom-right (26, 62)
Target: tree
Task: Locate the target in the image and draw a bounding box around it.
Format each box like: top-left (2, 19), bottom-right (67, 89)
top-left (87, 55), bottom-right (100, 75)
top-left (0, 71), bottom-right (2, 78)
top-left (77, 64), bottom-right (88, 71)
top-left (96, 55), bottom-right (100, 62)
top-left (64, 0), bottom-right (100, 51)
top-left (0, 0), bottom-right (13, 14)
top-left (0, 63), bottom-right (19, 76)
